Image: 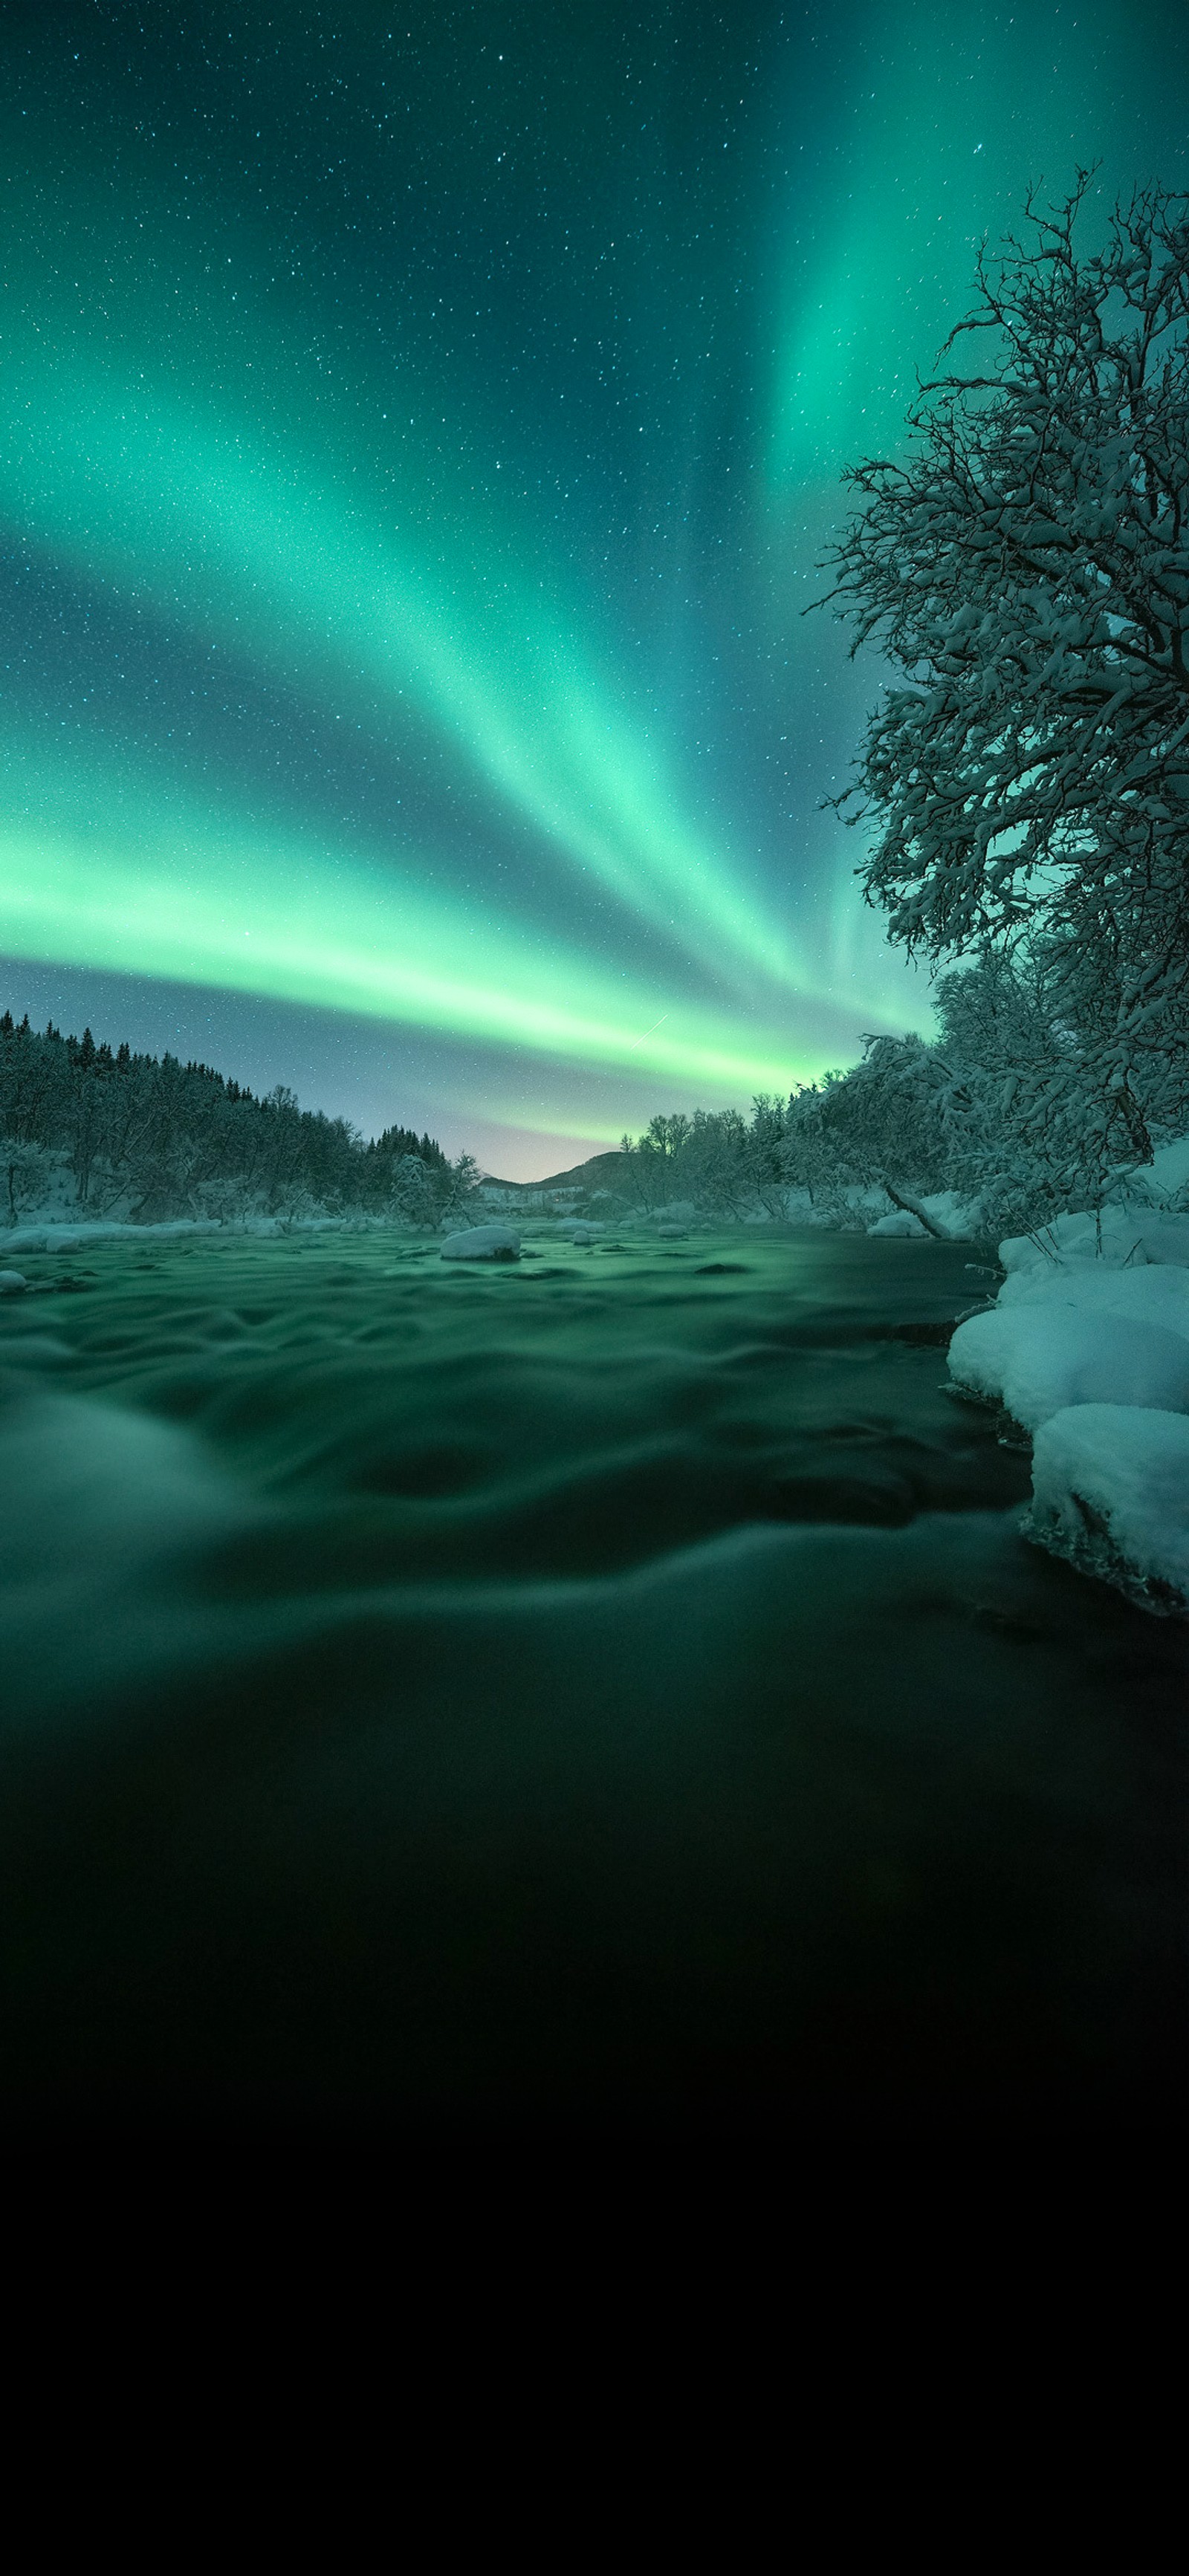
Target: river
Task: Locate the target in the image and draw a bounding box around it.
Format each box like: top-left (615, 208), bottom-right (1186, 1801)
top-left (1, 1222), bottom-right (1183, 2136)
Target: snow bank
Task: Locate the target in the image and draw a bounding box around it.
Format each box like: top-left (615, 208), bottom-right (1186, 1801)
top-left (2, 1213), bottom-right (389, 1253)
top-left (1027, 1406), bottom-right (1189, 1612)
top-left (1128, 1134), bottom-right (1189, 1205)
top-left (948, 1303), bottom-right (1189, 1432)
top-left (4, 1218), bottom-right (224, 1252)
top-left (998, 1259), bottom-right (1189, 1343)
top-left (945, 1174), bottom-right (1189, 1612)
top-left (868, 1209), bottom-right (927, 1239)
top-left (1000, 1207), bottom-right (1189, 1274)
top-left (921, 1190), bottom-right (982, 1236)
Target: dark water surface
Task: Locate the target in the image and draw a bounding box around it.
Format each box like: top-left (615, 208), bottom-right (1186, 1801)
top-left (1, 1224), bottom-right (1184, 2137)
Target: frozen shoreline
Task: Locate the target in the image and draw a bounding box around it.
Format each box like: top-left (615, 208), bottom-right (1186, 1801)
top-left (945, 1137), bottom-right (1189, 1614)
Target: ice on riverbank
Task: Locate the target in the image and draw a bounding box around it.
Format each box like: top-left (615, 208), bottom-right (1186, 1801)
top-left (946, 1142), bottom-right (1189, 1612)
top-left (1027, 1406), bottom-right (1189, 1613)
top-left (948, 1303), bottom-right (1189, 1433)
top-left (3, 1212), bottom-right (392, 1253)
top-left (1000, 1208), bottom-right (1189, 1275)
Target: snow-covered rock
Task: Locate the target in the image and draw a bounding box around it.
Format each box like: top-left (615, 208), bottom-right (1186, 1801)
top-left (439, 1223), bottom-right (521, 1262)
top-left (948, 1304), bottom-right (1189, 1433)
top-left (1027, 1405), bottom-right (1189, 1611)
top-left (868, 1210), bottom-right (928, 1238)
top-left (0, 1269), bottom-right (27, 1295)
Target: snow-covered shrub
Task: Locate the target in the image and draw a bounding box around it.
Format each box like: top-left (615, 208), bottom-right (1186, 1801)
top-left (0, 1012), bottom-right (447, 1224)
top-left (1, 1139), bottom-right (74, 1227)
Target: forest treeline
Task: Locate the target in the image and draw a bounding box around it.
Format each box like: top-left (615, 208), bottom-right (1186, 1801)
top-left (619, 946), bottom-right (1189, 1236)
top-left (5, 935), bottom-right (1185, 1239)
top-left (0, 1010), bottom-right (480, 1227)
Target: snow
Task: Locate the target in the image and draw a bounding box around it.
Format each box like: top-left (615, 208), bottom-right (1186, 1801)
top-left (919, 1190), bottom-right (979, 1235)
top-left (2, 1213), bottom-right (389, 1253)
top-left (997, 1258), bottom-right (1189, 1339)
top-left (868, 1210), bottom-right (928, 1238)
top-left (4, 1218), bottom-right (224, 1251)
top-left (945, 1160), bottom-right (1189, 1610)
top-left (0, 1270), bottom-right (27, 1295)
top-left (439, 1223), bottom-right (521, 1262)
top-left (1027, 1407), bottom-right (1189, 1611)
top-left (1131, 1135), bottom-right (1189, 1204)
top-left (866, 1189), bottom-right (979, 1240)
top-left (1000, 1207), bottom-right (1189, 1274)
top-left (947, 1304), bottom-right (1189, 1432)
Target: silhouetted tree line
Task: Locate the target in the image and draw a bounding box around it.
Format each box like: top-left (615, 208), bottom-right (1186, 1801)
top-left (0, 1011), bottom-right (474, 1226)
top-left (374, 1123), bottom-right (448, 1170)
top-left (621, 944), bottom-right (1189, 1239)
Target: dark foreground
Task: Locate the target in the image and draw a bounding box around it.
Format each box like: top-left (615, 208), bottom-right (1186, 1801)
top-left (0, 1223), bottom-right (1184, 2138)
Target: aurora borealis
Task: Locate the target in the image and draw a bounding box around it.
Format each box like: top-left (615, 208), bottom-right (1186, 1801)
top-left (3, 3), bottom-right (1186, 1173)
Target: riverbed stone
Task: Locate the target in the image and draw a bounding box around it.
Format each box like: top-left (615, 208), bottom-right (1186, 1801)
top-left (439, 1223), bottom-right (521, 1262)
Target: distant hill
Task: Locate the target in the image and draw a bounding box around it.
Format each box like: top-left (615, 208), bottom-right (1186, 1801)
top-left (482, 1151), bottom-right (628, 1195)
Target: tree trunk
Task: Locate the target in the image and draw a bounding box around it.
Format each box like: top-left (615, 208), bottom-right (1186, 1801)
top-left (885, 1181), bottom-right (948, 1239)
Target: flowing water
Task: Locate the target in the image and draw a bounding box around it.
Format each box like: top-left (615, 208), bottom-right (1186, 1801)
top-left (1, 1223), bottom-right (1184, 2137)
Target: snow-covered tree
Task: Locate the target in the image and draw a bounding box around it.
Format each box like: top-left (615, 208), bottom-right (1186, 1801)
top-left (0, 1010), bottom-right (447, 1221)
top-left (822, 178), bottom-right (1189, 1166)
top-left (437, 1152), bottom-right (485, 1226)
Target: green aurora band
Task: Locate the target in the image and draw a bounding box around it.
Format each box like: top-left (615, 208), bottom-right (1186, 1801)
top-left (0, 741), bottom-right (799, 1096)
top-left (0, 186), bottom-right (823, 1090)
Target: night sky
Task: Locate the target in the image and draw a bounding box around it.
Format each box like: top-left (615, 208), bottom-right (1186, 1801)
top-left (3, 2), bottom-right (1186, 1175)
